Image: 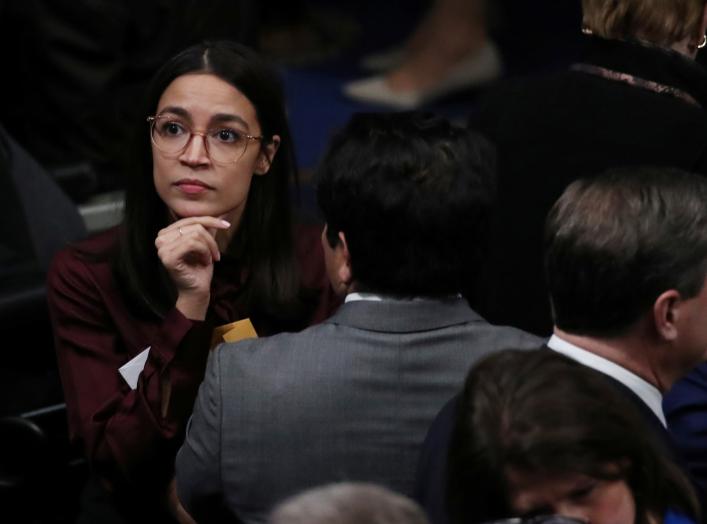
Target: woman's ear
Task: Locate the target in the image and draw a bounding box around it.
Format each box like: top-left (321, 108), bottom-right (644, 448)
top-left (255, 135), bottom-right (280, 175)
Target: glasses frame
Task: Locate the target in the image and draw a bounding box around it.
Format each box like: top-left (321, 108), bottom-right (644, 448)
top-left (147, 115), bottom-right (264, 165)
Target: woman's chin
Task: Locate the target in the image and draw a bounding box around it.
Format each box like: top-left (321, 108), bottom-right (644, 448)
top-left (168, 204), bottom-right (237, 222)
top-left (169, 205), bottom-right (218, 220)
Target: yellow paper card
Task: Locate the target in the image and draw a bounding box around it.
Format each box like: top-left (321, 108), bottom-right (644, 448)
top-left (222, 318), bottom-right (258, 342)
top-left (211, 318), bottom-right (258, 349)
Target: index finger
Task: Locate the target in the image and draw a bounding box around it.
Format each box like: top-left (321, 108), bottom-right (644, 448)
top-left (162, 216), bottom-right (231, 237)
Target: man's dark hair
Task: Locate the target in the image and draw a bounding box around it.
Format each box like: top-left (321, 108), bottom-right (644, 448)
top-left (544, 167), bottom-right (707, 337)
top-left (447, 349), bottom-right (700, 524)
top-left (316, 112), bottom-right (496, 296)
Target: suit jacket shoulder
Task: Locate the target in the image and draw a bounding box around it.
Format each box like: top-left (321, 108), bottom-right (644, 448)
top-left (177, 299), bottom-right (542, 523)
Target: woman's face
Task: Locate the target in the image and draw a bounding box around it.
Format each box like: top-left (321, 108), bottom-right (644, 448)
top-left (151, 73), bottom-right (279, 226)
top-left (506, 468), bottom-right (636, 524)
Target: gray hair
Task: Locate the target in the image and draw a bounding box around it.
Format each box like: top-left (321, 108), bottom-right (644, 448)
top-left (269, 483), bottom-right (430, 524)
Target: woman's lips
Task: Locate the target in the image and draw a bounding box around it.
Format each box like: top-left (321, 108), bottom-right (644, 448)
top-left (175, 179), bottom-right (213, 195)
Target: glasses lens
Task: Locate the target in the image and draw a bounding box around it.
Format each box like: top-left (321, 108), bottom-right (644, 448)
top-left (149, 115), bottom-right (256, 163)
top-left (151, 117), bottom-right (190, 155)
top-left (206, 127), bottom-right (249, 163)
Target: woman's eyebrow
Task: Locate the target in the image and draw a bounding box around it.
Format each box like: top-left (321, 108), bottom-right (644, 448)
top-left (155, 108), bottom-right (250, 130)
top-left (210, 113), bottom-right (250, 129)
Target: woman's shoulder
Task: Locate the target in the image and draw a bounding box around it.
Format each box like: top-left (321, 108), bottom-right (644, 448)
top-left (58, 225), bottom-right (121, 257)
top-left (75, 225), bottom-right (122, 254)
top-left (48, 226), bottom-right (121, 289)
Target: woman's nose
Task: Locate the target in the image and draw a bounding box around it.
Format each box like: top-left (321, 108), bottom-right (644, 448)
top-left (179, 133), bottom-right (210, 166)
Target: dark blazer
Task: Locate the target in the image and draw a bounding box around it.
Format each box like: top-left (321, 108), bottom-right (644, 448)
top-left (176, 298), bottom-right (541, 523)
top-left (665, 362), bottom-right (707, 502)
top-left (469, 36), bottom-right (707, 336)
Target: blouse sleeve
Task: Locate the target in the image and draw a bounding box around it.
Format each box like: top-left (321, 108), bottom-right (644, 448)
top-left (46, 247), bottom-right (212, 489)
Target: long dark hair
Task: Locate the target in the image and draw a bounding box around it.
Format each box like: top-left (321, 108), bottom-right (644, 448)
top-left (447, 349), bottom-right (700, 524)
top-left (115, 40), bottom-right (302, 320)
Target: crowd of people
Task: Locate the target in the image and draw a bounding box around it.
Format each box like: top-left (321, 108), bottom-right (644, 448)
top-left (10, 0), bottom-right (706, 523)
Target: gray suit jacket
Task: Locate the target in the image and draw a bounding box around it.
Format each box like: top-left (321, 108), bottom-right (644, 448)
top-left (176, 298), bottom-right (541, 523)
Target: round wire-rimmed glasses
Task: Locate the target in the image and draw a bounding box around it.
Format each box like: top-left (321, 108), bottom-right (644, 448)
top-left (147, 114), bottom-right (263, 164)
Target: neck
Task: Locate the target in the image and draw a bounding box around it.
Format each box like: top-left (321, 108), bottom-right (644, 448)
top-left (553, 326), bottom-right (672, 392)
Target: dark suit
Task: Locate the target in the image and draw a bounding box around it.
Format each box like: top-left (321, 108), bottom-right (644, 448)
top-left (665, 362), bottom-right (707, 501)
top-left (176, 298), bottom-right (541, 523)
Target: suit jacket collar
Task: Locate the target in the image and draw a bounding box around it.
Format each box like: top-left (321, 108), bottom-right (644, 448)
top-left (593, 370), bottom-right (683, 468)
top-left (325, 297), bottom-right (483, 333)
top-left (546, 334), bottom-right (665, 426)
top-left (540, 346), bottom-right (679, 462)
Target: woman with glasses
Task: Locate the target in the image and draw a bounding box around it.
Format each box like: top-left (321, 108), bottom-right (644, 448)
top-left (444, 350), bottom-right (700, 524)
top-left (46, 40), bottom-right (338, 522)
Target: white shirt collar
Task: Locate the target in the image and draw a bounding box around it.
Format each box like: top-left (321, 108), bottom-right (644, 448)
top-left (345, 292), bottom-right (463, 303)
top-left (547, 334), bottom-right (666, 427)
top-left (345, 292), bottom-right (384, 303)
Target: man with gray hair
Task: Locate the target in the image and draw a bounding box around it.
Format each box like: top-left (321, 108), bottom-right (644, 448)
top-left (543, 167), bottom-right (707, 500)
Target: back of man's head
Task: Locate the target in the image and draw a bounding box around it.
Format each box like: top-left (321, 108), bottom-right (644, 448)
top-left (316, 111), bottom-right (495, 296)
top-left (544, 166), bottom-right (707, 337)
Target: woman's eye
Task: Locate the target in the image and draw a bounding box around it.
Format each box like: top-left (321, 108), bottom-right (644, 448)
top-left (213, 128), bottom-right (242, 143)
top-left (160, 121), bottom-right (185, 136)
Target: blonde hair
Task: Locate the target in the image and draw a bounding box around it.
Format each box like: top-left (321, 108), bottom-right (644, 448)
top-left (582, 0), bottom-right (706, 47)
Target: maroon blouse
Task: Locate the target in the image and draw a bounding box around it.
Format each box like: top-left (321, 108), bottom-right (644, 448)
top-left (46, 224), bottom-right (339, 491)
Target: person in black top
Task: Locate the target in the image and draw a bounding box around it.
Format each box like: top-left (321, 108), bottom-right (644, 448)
top-left (471, 0), bottom-right (707, 336)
